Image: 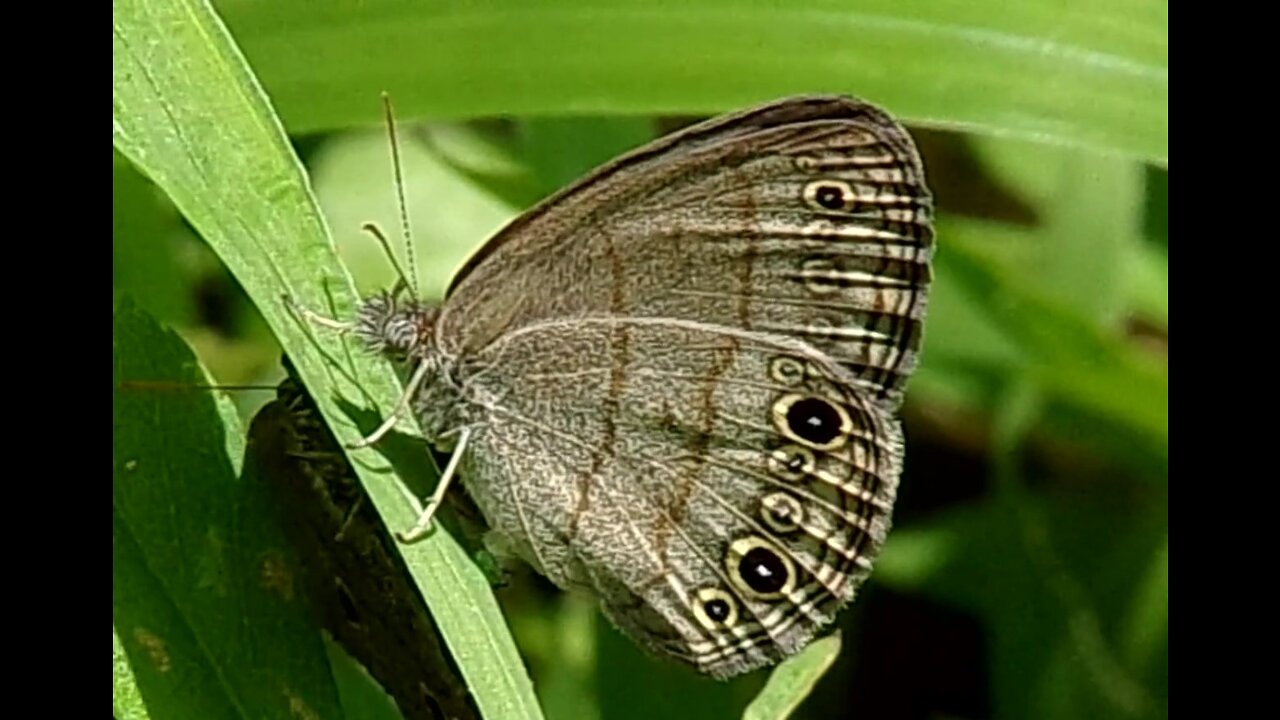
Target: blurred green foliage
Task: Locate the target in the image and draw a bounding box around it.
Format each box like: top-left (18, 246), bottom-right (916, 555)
top-left (114, 1), bottom-right (1167, 718)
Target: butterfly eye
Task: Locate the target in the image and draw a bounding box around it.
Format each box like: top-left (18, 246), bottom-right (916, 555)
top-left (726, 537), bottom-right (796, 600)
top-left (767, 444), bottom-right (815, 480)
top-left (693, 588), bottom-right (739, 629)
top-left (804, 180), bottom-right (855, 211)
top-left (760, 492), bottom-right (805, 533)
top-left (773, 394), bottom-right (851, 450)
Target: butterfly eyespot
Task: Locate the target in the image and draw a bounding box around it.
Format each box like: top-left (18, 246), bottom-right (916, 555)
top-left (726, 537), bottom-right (795, 599)
top-left (769, 357), bottom-right (806, 386)
top-left (760, 492), bottom-right (805, 533)
top-left (692, 588), bottom-right (739, 629)
top-left (773, 394), bottom-right (851, 450)
top-left (804, 180), bottom-right (855, 211)
top-left (768, 444), bottom-right (815, 480)
top-left (704, 598), bottom-right (731, 622)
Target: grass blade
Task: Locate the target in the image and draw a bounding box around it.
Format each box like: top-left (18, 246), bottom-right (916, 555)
top-left (113, 1), bottom-right (542, 717)
top-left (218, 0), bottom-right (1168, 162)
top-left (743, 633), bottom-right (842, 720)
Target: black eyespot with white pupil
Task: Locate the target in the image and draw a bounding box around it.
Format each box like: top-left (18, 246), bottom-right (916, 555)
top-left (739, 547), bottom-right (788, 595)
top-left (694, 588), bottom-right (739, 628)
top-left (786, 397), bottom-right (843, 445)
top-left (704, 598), bottom-right (731, 623)
top-left (814, 184), bottom-right (846, 210)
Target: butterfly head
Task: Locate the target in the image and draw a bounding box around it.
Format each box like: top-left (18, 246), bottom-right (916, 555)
top-left (353, 290), bottom-right (441, 363)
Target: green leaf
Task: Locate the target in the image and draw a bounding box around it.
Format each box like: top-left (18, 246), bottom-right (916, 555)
top-left (113, 153), bottom-right (191, 326)
top-left (1119, 536), bottom-right (1168, 672)
top-left (742, 633), bottom-right (842, 720)
top-left (596, 621), bottom-right (759, 720)
top-left (951, 234), bottom-right (1167, 450)
top-left (112, 1), bottom-right (542, 718)
top-left (877, 494), bottom-right (1164, 719)
top-left (216, 0), bottom-right (1167, 163)
top-left (519, 596), bottom-right (600, 720)
top-left (324, 640), bottom-right (407, 720)
top-left (970, 138), bottom-right (1146, 326)
top-left (114, 519), bottom-right (242, 720)
top-left (913, 212), bottom-right (1167, 463)
top-left (113, 301), bottom-right (341, 720)
top-left (113, 628), bottom-right (152, 720)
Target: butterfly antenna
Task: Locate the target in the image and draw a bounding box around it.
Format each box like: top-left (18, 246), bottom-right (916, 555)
top-left (360, 221), bottom-right (413, 299)
top-left (382, 91), bottom-right (419, 300)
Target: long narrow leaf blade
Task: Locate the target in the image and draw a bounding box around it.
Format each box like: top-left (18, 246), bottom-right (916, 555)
top-left (113, 2), bottom-right (542, 717)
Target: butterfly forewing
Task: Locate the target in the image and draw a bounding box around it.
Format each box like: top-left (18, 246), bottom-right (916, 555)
top-left (444, 96), bottom-right (932, 407)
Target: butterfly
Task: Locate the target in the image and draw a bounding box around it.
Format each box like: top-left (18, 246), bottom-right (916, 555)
top-left (310, 95), bottom-right (933, 678)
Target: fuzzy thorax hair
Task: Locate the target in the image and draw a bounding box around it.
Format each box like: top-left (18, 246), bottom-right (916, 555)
top-left (353, 292), bottom-right (441, 362)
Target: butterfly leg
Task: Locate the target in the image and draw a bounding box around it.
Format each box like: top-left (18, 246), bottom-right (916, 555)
top-left (282, 293), bottom-right (354, 333)
top-left (345, 360), bottom-right (430, 449)
top-left (397, 426), bottom-right (471, 543)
